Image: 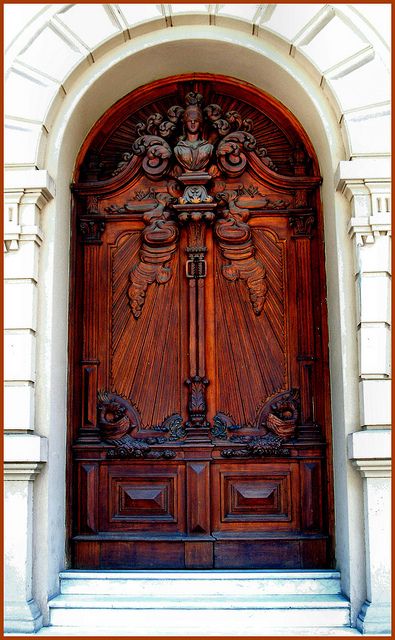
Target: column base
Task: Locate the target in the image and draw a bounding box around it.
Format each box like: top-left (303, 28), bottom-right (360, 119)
top-left (4, 599), bottom-right (43, 633)
top-left (356, 600), bottom-right (391, 635)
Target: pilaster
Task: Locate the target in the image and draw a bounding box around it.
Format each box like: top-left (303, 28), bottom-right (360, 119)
top-left (4, 169), bottom-right (55, 633)
top-left (337, 160), bottom-right (391, 635)
top-left (4, 435), bottom-right (48, 633)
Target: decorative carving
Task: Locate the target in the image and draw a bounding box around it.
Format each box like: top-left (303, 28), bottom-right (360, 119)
top-left (214, 190), bottom-right (267, 315)
top-left (185, 376), bottom-right (209, 429)
top-left (221, 434), bottom-right (290, 458)
top-left (97, 391), bottom-right (183, 458)
top-left (236, 184), bottom-right (290, 209)
top-left (213, 389), bottom-right (299, 457)
top-left (127, 193), bottom-right (179, 318)
top-left (217, 131), bottom-right (257, 176)
top-left (131, 136), bottom-right (172, 179)
top-left (289, 214), bottom-right (315, 236)
top-left (113, 91), bottom-right (277, 180)
top-left (79, 218), bottom-right (105, 244)
top-left (289, 142), bottom-right (309, 176)
top-left (255, 388), bottom-right (299, 439)
top-left (152, 414), bottom-right (187, 441)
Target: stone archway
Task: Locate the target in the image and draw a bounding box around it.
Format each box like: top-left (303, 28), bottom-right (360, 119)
top-left (4, 5), bottom-right (390, 633)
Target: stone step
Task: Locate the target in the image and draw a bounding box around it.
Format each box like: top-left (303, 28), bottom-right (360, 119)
top-left (50, 596), bottom-right (350, 635)
top-left (49, 594), bottom-right (350, 629)
top-left (59, 569), bottom-right (342, 596)
top-left (46, 570), bottom-right (352, 634)
top-left (37, 624), bottom-right (362, 636)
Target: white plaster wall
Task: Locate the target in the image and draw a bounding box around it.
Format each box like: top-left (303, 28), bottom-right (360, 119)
top-left (4, 4), bottom-right (391, 631)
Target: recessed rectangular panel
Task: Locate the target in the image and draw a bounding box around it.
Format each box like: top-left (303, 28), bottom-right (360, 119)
top-left (102, 463), bottom-right (186, 533)
top-left (212, 462), bottom-right (299, 532)
top-left (117, 481), bottom-right (170, 518)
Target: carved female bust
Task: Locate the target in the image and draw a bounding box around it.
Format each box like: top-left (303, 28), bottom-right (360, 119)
top-left (174, 105), bottom-right (213, 172)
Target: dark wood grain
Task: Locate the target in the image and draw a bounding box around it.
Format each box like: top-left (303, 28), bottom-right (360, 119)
top-left (68, 74), bottom-right (334, 570)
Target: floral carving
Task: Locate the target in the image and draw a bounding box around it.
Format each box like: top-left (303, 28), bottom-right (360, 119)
top-left (97, 390), bottom-right (183, 459)
top-left (214, 189), bottom-right (267, 315)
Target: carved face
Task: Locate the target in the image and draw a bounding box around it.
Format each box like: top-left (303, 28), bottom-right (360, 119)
top-left (183, 106), bottom-right (203, 134)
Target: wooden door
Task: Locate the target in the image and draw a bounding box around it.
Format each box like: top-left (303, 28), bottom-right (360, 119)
top-left (69, 75), bottom-right (334, 569)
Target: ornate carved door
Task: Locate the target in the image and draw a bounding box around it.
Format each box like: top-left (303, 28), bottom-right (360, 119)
top-left (69, 75), bottom-right (334, 569)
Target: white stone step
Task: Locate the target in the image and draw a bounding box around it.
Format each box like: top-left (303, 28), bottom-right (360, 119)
top-left (59, 569), bottom-right (342, 596)
top-left (37, 624), bottom-right (362, 636)
top-left (45, 570), bottom-right (352, 635)
top-left (49, 594), bottom-right (350, 629)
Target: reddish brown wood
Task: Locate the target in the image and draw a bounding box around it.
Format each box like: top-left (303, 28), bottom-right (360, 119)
top-left (68, 74), bottom-right (334, 571)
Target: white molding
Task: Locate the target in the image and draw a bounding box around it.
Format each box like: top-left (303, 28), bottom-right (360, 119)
top-left (4, 462), bottom-right (45, 481)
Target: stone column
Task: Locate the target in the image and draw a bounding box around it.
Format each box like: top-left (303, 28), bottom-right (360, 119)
top-left (336, 160), bottom-right (391, 635)
top-left (4, 169), bottom-right (55, 632)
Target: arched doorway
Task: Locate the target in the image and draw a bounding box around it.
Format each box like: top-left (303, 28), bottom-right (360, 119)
top-left (69, 74), bottom-right (334, 570)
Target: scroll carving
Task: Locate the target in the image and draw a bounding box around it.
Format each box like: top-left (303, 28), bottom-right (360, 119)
top-left (214, 190), bottom-right (267, 315)
top-left (127, 193), bottom-right (179, 318)
top-left (112, 91), bottom-right (277, 179)
top-left (212, 389), bottom-right (299, 457)
top-left (97, 391), bottom-right (184, 458)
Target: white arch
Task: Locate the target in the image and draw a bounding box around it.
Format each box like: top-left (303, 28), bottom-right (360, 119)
top-left (5, 4), bottom-right (390, 168)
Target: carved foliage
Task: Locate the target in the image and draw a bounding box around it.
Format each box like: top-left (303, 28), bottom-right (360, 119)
top-left (97, 391), bottom-right (184, 458)
top-left (127, 193), bottom-right (179, 318)
top-left (214, 190), bottom-right (267, 315)
top-left (185, 376), bottom-right (209, 429)
top-left (289, 214), bottom-right (315, 236)
top-left (79, 218), bottom-right (105, 244)
top-left (212, 389), bottom-right (299, 457)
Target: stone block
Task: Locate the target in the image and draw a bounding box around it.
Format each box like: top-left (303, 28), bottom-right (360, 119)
top-left (4, 384), bottom-right (35, 431)
top-left (4, 240), bottom-right (39, 280)
top-left (358, 324), bottom-right (390, 377)
top-left (348, 429), bottom-right (390, 461)
top-left (4, 433), bottom-right (48, 462)
top-left (357, 235), bottom-right (391, 275)
top-left (4, 331), bottom-right (36, 382)
top-left (4, 120), bottom-right (42, 165)
top-left (359, 380), bottom-right (391, 427)
top-left (359, 275), bottom-right (391, 324)
top-left (57, 5), bottom-right (119, 50)
top-left (5, 280), bottom-right (37, 330)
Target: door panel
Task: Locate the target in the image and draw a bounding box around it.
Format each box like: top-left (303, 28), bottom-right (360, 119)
top-left (69, 74), bottom-right (333, 570)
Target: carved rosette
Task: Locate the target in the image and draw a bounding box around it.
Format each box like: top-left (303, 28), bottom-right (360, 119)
top-left (214, 190), bottom-right (267, 315)
top-left (212, 389), bottom-right (300, 457)
top-left (97, 391), bottom-right (184, 458)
